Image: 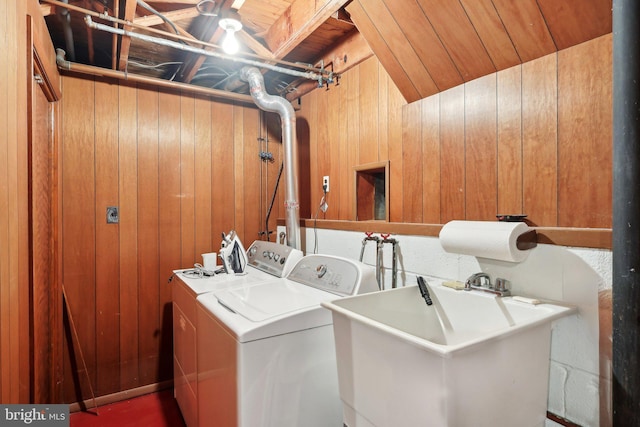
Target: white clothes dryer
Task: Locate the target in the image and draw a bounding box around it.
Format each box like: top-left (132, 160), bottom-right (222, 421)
top-left (196, 254), bottom-right (377, 427)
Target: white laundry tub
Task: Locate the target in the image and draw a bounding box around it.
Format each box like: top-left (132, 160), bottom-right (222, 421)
top-left (322, 282), bottom-right (576, 427)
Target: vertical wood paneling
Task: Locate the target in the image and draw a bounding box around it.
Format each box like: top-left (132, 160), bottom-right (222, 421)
top-left (137, 87), bottom-right (160, 384)
top-left (465, 74), bottom-right (497, 220)
top-left (0, 0), bottom-right (10, 403)
top-left (58, 76), bottom-right (280, 402)
top-left (522, 54), bottom-right (558, 226)
top-left (31, 78), bottom-right (53, 403)
top-left (62, 76), bottom-right (97, 402)
top-left (378, 62), bottom-right (389, 165)
top-left (118, 82), bottom-right (139, 391)
top-left (558, 35), bottom-right (612, 228)
top-left (421, 95), bottom-right (440, 223)
top-left (94, 79), bottom-right (120, 396)
top-left (180, 93), bottom-right (195, 267)
top-left (497, 66), bottom-right (524, 214)
top-left (211, 101), bottom-right (235, 241)
top-left (301, 90), bottom-right (318, 221)
top-left (326, 81), bottom-right (341, 220)
top-left (402, 101), bottom-right (423, 222)
top-left (243, 108), bottom-right (260, 240)
top-left (359, 57), bottom-right (379, 165)
top-left (194, 96), bottom-right (212, 258)
top-left (345, 70), bottom-right (360, 219)
top-left (157, 89), bottom-right (181, 378)
top-left (233, 105), bottom-right (245, 238)
top-left (387, 71), bottom-right (405, 222)
top-left (7, 1), bottom-right (30, 403)
top-left (315, 85), bottom-right (330, 219)
top-left (337, 70), bottom-right (352, 220)
top-left (439, 86), bottom-right (466, 222)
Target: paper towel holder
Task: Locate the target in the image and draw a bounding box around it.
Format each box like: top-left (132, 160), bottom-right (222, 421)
top-left (516, 229), bottom-right (537, 250)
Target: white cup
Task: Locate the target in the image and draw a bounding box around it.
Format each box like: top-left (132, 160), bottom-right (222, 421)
top-left (202, 252), bottom-right (217, 271)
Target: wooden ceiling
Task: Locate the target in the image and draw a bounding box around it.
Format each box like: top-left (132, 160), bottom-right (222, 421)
top-left (40, 0), bottom-right (612, 102)
top-left (348, 0), bottom-right (612, 102)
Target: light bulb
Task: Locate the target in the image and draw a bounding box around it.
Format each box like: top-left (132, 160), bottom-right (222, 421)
top-left (219, 18), bottom-right (242, 55)
top-left (222, 30), bottom-right (239, 54)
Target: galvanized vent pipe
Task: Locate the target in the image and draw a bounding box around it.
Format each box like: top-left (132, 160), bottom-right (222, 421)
top-left (241, 66), bottom-right (301, 250)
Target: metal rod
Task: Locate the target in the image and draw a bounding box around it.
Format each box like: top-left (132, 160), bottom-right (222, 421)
top-left (380, 236), bottom-right (398, 289)
top-left (613, 0), bottom-right (640, 421)
top-left (85, 16), bottom-right (327, 85)
top-left (391, 240), bottom-right (398, 289)
top-left (376, 240), bottom-right (383, 290)
top-left (56, 49), bottom-right (254, 104)
top-left (359, 234), bottom-right (383, 289)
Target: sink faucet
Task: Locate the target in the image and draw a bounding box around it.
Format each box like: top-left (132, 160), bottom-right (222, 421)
top-left (465, 272), bottom-right (511, 297)
top-left (465, 272), bottom-right (491, 289)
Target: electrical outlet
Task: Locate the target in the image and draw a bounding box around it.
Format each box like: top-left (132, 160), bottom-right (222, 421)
top-left (322, 176), bottom-right (330, 193)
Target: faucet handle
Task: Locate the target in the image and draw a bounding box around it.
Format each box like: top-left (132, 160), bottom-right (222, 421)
top-left (495, 277), bottom-right (509, 292)
top-left (465, 272), bottom-right (491, 289)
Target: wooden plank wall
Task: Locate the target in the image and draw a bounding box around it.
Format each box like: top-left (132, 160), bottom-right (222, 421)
top-left (0, 0), bottom-right (31, 404)
top-left (59, 76), bottom-right (283, 402)
top-left (301, 34), bottom-right (612, 229)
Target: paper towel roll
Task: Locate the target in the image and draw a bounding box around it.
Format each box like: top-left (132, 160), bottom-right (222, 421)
top-left (439, 220), bottom-right (534, 263)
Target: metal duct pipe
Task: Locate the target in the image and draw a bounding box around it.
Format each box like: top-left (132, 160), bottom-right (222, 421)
top-left (241, 66), bottom-right (301, 250)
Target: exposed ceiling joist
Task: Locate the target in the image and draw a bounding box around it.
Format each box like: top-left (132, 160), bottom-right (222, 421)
top-left (133, 7), bottom-right (200, 27)
top-left (264, 0), bottom-right (350, 58)
top-left (118, 0), bottom-right (139, 70)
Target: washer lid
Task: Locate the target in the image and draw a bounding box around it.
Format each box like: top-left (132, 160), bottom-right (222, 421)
top-left (215, 280), bottom-right (335, 322)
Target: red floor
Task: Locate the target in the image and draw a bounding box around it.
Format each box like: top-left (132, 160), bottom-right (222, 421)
top-left (70, 390), bottom-right (186, 427)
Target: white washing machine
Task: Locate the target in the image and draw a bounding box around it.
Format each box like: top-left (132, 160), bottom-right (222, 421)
top-left (196, 254), bottom-right (377, 427)
top-left (173, 239), bottom-right (303, 427)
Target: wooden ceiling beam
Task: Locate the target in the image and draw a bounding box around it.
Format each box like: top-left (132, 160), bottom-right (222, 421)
top-left (237, 30), bottom-right (275, 58)
top-left (133, 7), bottom-right (200, 27)
top-left (118, 0), bottom-right (139, 70)
top-left (264, 0), bottom-right (351, 59)
top-left (40, 4), bottom-right (54, 16)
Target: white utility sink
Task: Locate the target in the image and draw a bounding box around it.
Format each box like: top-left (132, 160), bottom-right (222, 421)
top-left (321, 281), bottom-right (576, 427)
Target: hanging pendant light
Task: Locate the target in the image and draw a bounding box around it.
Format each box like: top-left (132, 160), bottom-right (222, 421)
top-left (219, 17), bottom-right (242, 54)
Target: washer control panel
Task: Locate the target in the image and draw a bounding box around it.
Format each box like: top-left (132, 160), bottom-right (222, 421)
top-left (246, 240), bottom-right (303, 278)
top-left (288, 254), bottom-right (377, 296)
